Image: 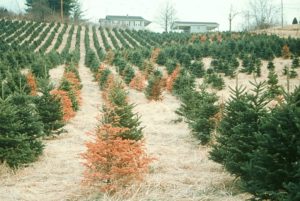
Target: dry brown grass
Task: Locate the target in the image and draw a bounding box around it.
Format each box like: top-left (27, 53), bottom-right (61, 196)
top-left (197, 57), bottom-right (300, 101)
top-left (49, 64), bottom-right (65, 88)
top-left (253, 24), bottom-right (300, 38)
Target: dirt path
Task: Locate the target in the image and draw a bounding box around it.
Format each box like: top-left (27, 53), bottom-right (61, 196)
top-left (49, 64), bottom-right (65, 88)
top-left (0, 23), bottom-right (102, 201)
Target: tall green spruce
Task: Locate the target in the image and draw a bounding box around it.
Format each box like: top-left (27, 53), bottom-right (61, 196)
top-left (35, 80), bottom-right (64, 136)
top-left (210, 81), bottom-right (269, 177)
top-left (210, 81), bottom-right (300, 200)
top-left (0, 94), bottom-right (44, 168)
top-left (165, 59), bottom-right (178, 75)
top-left (241, 86), bottom-right (300, 200)
top-left (267, 69), bottom-right (282, 98)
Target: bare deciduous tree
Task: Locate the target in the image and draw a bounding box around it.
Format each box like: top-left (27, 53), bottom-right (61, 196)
top-left (157, 1), bottom-right (177, 33)
top-left (229, 5), bottom-right (239, 32)
top-left (247, 0), bottom-right (280, 29)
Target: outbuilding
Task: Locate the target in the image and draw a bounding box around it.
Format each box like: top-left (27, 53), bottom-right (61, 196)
top-left (171, 21), bottom-right (219, 33)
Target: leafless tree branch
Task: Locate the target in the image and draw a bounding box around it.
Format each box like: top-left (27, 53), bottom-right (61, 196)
top-left (157, 1), bottom-right (177, 33)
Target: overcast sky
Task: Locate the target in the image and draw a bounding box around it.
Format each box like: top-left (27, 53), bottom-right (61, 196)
top-left (1, 0), bottom-right (300, 31)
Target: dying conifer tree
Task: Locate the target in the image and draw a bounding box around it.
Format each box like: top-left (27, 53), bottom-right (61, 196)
top-left (145, 70), bottom-right (164, 101)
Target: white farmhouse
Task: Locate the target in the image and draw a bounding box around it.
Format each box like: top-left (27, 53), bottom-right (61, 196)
top-left (99, 15), bottom-right (151, 30)
top-left (171, 21), bottom-right (219, 33)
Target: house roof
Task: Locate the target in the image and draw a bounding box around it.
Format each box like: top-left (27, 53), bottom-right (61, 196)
top-left (173, 21), bottom-right (219, 26)
top-left (106, 15), bottom-right (144, 20)
top-left (101, 15), bottom-right (151, 26)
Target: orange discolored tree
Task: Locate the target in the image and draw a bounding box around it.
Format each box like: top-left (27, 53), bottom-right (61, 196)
top-left (166, 66), bottom-right (180, 92)
top-left (26, 72), bottom-right (38, 96)
top-left (129, 72), bottom-right (146, 91)
top-left (50, 89), bottom-right (75, 122)
top-left (282, 44), bottom-right (291, 59)
top-left (82, 124), bottom-right (152, 193)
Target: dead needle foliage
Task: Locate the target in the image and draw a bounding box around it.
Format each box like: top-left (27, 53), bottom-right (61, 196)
top-left (129, 72), bottom-right (146, 92)
top-left (26, 72), bottom-right (38, 96)
top-left (50, 89), bottom-right (75, 122)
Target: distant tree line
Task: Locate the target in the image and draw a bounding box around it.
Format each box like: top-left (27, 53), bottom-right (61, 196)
top-left (25, 0), bottom-right (83, 22)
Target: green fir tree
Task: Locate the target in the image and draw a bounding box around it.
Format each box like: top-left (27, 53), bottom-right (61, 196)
top-left (210, 81), bottom-right (269, 177)
top-left (267, 70), bottom-right (282, 98)
top-left (0, 93), bottom-right (44, 168)
top-left (176, 86), bottom-right (219, 144)
top-left (267, 60), bottom-right (275, 71)
top-left (123, 65), bottom-right (135, 84)
top-left (35, 80), bottom-right (64, 135)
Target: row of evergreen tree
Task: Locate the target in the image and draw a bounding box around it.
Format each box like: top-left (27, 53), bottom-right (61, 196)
top-left (0, 24), bottom-right (82, 167)
top-left (165, 57), bottom-right (299, 200)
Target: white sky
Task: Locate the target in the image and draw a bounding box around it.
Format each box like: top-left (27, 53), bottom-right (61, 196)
top-left (1, 0), bottom-right (300, 31)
